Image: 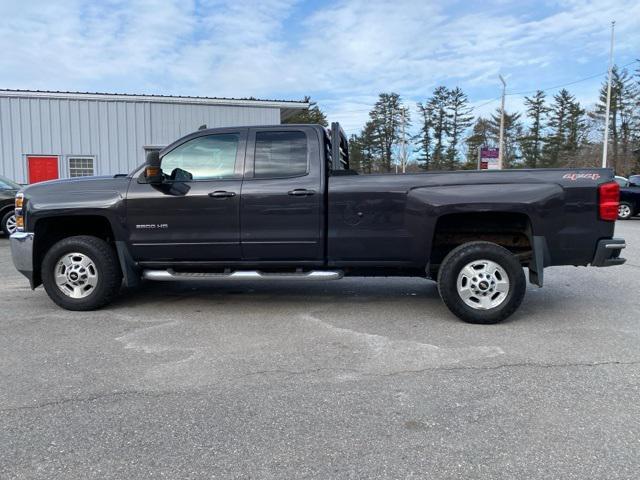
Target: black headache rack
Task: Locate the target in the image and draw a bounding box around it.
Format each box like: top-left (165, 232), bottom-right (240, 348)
top-left (328, 122), bottom-right (354, 174)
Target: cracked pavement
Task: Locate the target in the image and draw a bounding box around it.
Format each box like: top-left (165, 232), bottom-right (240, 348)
top-left (1, 220), bottom-right (640, 479)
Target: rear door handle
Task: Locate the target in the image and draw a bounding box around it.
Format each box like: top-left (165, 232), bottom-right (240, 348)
top-left (209, 190), bottom-right (236, 198)
top-left (288, 189), bottom-right (315, 196)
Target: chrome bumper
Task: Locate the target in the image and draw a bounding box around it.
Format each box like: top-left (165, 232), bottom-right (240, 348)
top-left (10, 232), bottom-right (35, 287)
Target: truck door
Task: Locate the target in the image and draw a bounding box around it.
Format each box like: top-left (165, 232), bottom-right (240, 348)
top-left (240, 127), bottom-right (324, 262)
top-left (126, 129), bottom-right (246, 262)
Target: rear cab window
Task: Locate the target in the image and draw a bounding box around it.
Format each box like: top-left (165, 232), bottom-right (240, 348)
top-left (254, 131), bottom-right (308, 178)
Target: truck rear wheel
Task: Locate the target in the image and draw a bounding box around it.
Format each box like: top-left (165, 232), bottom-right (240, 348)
top-left (41, 236), bottom-right (122, 311)
top-left (437, 241), bottom-right (526, 324)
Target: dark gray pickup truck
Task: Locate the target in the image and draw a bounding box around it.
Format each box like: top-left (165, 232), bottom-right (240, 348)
top-left (10, 123), bottom-right (626, 323)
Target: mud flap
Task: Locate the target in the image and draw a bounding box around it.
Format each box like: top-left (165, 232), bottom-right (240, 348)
top-left (115, 241), bottom-right (141, 288)
top-left (528, 236), bottom-right (548, 287)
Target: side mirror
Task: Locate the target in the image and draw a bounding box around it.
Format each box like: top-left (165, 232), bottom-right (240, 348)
top-left (142, 151), bottom-right (163, 184)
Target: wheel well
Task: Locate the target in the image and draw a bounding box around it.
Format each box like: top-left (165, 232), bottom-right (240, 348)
top-left (0, 204), bottom-right (14, 218)
top-left (32, 216), bottom-right (116, 286)
top-left (430, 212), bottom-right (533, 272)
top-left (620, 199), bottom-right (635, 211)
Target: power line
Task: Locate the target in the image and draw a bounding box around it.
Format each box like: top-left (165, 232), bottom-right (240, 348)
top-left (331, 59), bottom-right (640, 120)
top-left (470, 96), bottom-right (502, 111)
top-left (506, 59), bottom-right (638, 96)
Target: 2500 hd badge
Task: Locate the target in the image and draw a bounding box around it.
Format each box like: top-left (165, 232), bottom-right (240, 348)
top-left (135, 224), bottom-right (169, 229)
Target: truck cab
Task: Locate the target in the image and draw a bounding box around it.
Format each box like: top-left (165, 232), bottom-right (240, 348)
top-left (127, 125), bottom-right (327, 265)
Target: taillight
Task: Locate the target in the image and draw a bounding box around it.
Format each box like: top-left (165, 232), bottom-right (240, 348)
top-left (14, 192), bottom-right (25, 232)
top-left (599, 182), bottom-right (619, 221)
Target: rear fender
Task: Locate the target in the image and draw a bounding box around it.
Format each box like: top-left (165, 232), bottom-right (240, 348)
top-left (409, 182), bottom-right (564, 269)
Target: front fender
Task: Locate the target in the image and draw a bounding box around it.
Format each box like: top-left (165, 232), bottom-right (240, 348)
top-left (25, 189), bottom-right (127, 239)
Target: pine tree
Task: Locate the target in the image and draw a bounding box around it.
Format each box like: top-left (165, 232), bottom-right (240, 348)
top-left (445, 87), bottom-right (474, 170)
top-left (416, 101), bottom-right (434, 170)
top-left (427, 86), bottom-right (451, 170)
top-left (348, 134), bottom-right (363, 173)
top-left (564, 101), bottom-right (586, 167)
top-left (358, 121), bottom-right (378, 173)
top-left (368, 93), bottom-right (403, 172)
top-left (488, 109), bottom-right (523, 168)
top-left (282, 96), bottom-right (328, 126)
top-left (593, 67), bottom-right (638, 174)
top-left (544, 89), bottom-right (576, 167)
top-left (464, 117), bottom-right (492, 168)
top-left (520, 91), bottom-right (548, 168)
top-left (417, 87), bottom-right (451, 170)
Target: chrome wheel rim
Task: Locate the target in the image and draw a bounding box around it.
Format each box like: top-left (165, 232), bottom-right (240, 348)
top-left (456, 260), bottom-right (510, 310)
top-left (618, 204), bottom-right (631, 218)
top-left (5, 214), bottom-right (16, 234)
top-left (54, 252), bottom-right (99, 299)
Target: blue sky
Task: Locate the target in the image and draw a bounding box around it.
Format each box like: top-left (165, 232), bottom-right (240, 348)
top-left (1, 0), bottom-right (638, 134)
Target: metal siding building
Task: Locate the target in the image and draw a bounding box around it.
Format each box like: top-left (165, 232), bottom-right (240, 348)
top-left (0, 90), bottom-right (308, 184)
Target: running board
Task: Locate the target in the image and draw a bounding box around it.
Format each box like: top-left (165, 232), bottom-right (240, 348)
top-left (142, 269), bottom-right (344, 282)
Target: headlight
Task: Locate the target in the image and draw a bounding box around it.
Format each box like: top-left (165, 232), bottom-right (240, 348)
top-left (15, 192), bottom-right (24, 232)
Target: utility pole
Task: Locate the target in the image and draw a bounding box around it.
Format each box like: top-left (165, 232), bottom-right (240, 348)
top-left (602, 20), bottom-right (615, 169)
top-left (498, 74), bottom-right (507, 170)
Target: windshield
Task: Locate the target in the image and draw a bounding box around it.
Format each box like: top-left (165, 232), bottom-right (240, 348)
top-left (615, 177), bottom-right (629, 188)
top-left (0, 175), bottom-right (20, 190)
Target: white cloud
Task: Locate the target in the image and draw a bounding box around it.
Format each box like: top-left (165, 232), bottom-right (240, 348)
top-left (0, 0), bottom-right (638, 134)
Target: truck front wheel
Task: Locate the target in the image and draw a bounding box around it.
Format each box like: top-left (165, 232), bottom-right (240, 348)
top-left (41, 236), bottom-right (123, 311)
top-left (437, 241), bottom-right (526, 324)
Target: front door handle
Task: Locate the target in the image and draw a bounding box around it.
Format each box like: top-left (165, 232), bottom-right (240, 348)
top-left (209, 190), bottom-right (236, 198)
top-left (288, 189), bottom-right (315, 197)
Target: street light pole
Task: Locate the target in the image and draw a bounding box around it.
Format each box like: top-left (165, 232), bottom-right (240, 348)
top-left (602, 20), bottom-right (615, 169)
top-left (498, 75), bottom-right (507, 170)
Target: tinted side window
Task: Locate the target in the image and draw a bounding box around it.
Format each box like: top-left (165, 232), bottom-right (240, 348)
top-left (254, 131), bottom-right (307, 178)
top-left (162, 134), bottom-right (239, 180)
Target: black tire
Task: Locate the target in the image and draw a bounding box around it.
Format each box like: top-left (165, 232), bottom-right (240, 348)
top-left (1, 210), bottom-right (15, 236)
top-left (437, 241), bottom-right (526, 324)
top-left (617, 201), bottom-right (633, 220)
top-left (41, 236), bottom-right (122, 311)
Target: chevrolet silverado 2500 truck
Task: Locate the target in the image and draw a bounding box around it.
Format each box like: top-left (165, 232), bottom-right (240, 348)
top-left (10, 123), bottom-right (626, 323)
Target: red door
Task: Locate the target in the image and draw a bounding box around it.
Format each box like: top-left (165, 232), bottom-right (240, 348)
top-left (27, 156), bottom-right (59, 184)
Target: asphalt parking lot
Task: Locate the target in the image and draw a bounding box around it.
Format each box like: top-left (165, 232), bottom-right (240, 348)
top-left (1, 222), bottom-right (639, 480)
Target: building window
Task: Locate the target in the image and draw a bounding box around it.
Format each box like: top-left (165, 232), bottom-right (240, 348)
top-left (68, 157), bottom-right (95, 177)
